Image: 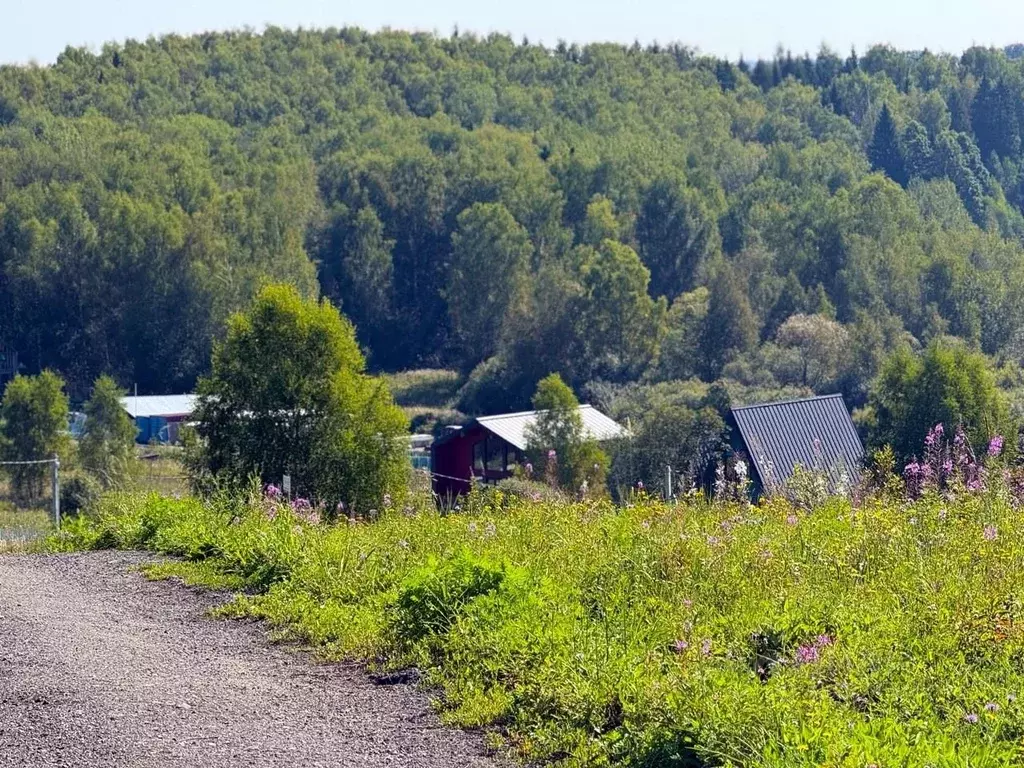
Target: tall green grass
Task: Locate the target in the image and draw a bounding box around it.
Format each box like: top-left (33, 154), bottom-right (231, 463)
top-left (50, 488), bottom-right (1024, 766)
top-left (0, 502), bottom-right (51, 552)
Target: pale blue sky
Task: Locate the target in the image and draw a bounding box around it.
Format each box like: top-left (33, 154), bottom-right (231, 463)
top-left (4, 0), bottom-right (1024, 65)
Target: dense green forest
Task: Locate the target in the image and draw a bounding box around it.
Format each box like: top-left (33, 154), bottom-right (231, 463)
top-left (5, 28), bottom-right (1024, 419)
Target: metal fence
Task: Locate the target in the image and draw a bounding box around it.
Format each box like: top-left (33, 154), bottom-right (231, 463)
top-left (0, 456), bottom-right (60, 549)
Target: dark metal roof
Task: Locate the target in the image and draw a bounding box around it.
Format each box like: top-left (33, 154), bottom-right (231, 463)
top-left (731, 394), bottom-right (863, 492)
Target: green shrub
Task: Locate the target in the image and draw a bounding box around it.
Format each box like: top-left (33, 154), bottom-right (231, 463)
top-left (393, 550), bottom-right (507, 644)
top-left (60, 470), bottom-right (101, 517)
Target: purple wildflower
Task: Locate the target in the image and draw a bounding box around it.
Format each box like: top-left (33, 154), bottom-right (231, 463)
top-left (984, 524), bottom-right (998, 542)
top-left (637, 480), bottom-right (644, 490)
top-left (786, 514), bottom-right (799, 526)
top-left (964, 712), bottom-right (979, 724)
top-left (989, 436), bottom-right (1005, 458)
top-left (700, 639), bottom-right (712, 657)
top-left (524, 462), bottom-right (534, 476)
top-left (706, 535), bottom-right (722, 547)
top-left (985, 702), bottom-right (1000, 712)
top-left (547, 449), bottom-right (557, 459)
top-left (794, 644), bottom-right (820, 665)
top-left (671, 639), bottom-right (689, 654)
top-left (265, 484), bottom-right (281, 500)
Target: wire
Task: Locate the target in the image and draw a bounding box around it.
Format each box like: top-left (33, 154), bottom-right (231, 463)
top-left (0, 458), bottom-right (58, 466)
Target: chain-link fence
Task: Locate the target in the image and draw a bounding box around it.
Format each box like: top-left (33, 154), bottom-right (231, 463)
top-left (0, 457), bottom-right (60, 551)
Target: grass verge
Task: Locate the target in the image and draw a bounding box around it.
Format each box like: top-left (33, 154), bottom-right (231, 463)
top-left (47, 487), bottom-right (1024, 766)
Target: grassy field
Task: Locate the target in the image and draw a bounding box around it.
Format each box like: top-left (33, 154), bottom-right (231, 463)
top-left (48, 481), bottom-right (1024, 767)
top-left (0, 502), bottom-right (52, 552)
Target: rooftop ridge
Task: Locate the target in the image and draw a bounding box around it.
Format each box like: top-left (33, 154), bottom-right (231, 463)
top-left (730, 393), bottom-right (843, 412)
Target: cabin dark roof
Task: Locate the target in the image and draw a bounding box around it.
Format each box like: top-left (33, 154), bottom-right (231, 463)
top-left (730, 394), bottom-right (863, 492)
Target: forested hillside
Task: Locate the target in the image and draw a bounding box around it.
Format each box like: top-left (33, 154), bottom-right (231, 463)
top-left (4, 29), bottom-right (1024, 413)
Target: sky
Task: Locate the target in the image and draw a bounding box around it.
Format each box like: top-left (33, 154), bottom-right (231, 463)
top-left (4, 0), bottom-right (1024, 65)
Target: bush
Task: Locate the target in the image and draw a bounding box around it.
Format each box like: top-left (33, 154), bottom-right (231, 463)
top-left (60, 470), bottom-right (101, 517)
top-left (393, 550), bottom-right (507, 644)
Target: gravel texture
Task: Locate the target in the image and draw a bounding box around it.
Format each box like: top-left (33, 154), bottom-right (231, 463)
top-left (0, 552), bottom-right (499, 767)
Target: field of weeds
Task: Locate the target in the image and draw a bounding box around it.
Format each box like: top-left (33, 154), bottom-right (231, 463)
top-left (0, 502), bottom-right (51, 552)
top-left (47, 471), bottom-right (1024, 768)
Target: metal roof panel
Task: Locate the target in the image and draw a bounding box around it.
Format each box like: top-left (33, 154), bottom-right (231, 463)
top-left (476, 404), bottom-right (626, 451)
top-left (731, 394), bottom-right (863, 492)
top-left (121, 394), bottom-right (198, 419)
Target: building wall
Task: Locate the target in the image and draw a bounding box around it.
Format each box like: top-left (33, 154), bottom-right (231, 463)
top-left (431, 424), bottom-right (521, 501)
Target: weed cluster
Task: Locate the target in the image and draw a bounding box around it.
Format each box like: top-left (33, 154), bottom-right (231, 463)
top-left (49, 482), bottom-right (1024, 766)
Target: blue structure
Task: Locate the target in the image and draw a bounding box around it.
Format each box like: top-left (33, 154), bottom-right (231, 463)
top-left (120, 394), bottom-right (197, 444)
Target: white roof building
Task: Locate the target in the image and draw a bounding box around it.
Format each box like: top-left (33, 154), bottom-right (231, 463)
top-left (474, 404), bottom-right (626, 451)
top-left (120, 394), bottom-right (198, 419)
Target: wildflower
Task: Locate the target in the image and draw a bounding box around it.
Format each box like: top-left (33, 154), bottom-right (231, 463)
top-left (637, 480), bottom-right (644, 490)
top-left (291, 497), bottom-right (311, 512)
top-left (794, 644), bottom-right (820, 665)
top-left (641, 520), bottom-right (651, 530)
top-left (383, 493), bottom-right (393, 509)
top-left (964, 712), bottom-right (979, 724)
top-left (671, 639), bottom-right (689, 654)
top-left (989, 436), bottom-right (1005, 458)
top-left (984, 524), bottom-right (998, 542)
top-left (524, 463), bottom-right (534, 476)
top-left (265, 484), bottom-right (281, 500)
top-left (547, 449), bottom-right (557, 459)
top-left (682, 599), bottom-right (693, 609)
top-left (938, 509), bottom-right (947, 521)
top-left (909, 517), bottom-right (918, 526)
top-left (700, 639), bottom-right (712, 656)
top-left (786, 514), bottom-right (799, 526)
top-left (942, 459), bottom-right (953, 475)
top-left (468, 521), bottom-right (478, 534)
top-left (706, 535), bottom-right (721, 547)
top-left (815, 634), bottom-right (833, 647)
top-left (483, 521), bottom-right (497, 538)
top-left (735, 460), bottom-right (748, 481)
top-left (397, 539), bottom-right (409, 550)
top-left (985, 702), bottom-right (1000, 712)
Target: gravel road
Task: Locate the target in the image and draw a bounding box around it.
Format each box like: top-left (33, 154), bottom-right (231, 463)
top-left (0, 552), bottom-right (498, 767)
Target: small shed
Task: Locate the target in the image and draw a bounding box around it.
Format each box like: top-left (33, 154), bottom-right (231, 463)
top-left (431, 405), bottom-right (626, 500)
top-left (121, 394), bottom-right (198, 444)
top-left (729, 394), bottom-right (864, 497)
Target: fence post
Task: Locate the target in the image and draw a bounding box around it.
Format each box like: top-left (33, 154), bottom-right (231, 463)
top-left (664, 464), bottom-right (672, 502)
top-left (51, 454), bottom-right (60, 529)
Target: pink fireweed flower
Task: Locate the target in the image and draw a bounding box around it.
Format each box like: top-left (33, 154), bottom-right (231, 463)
top-left (794, 644), bottom-right (820, 665)
top-left (265, 484), bottom-right (281, 500)
top-left (547, 449), bottom-right (556, 459)
top-left (524, 463), bottom-right (534, 476)
top-left (984, 525), bottom-right (998, 542)
top-left (989, 436), bottom-right (1005, 458)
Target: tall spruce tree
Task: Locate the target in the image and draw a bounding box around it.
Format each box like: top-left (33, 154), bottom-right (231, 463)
top-left (869, 104), bottom-right (909, 186)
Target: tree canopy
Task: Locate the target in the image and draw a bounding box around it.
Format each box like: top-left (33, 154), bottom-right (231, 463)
top-left (3, 30), bottom-right (1024, 430)
top-left (192, 283), bottom-right (408, 512)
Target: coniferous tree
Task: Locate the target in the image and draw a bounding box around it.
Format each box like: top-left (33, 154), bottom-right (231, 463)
top-left (869, 104), bottom-right (909, 186)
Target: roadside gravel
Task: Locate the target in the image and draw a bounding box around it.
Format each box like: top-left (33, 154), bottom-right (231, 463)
top-left (0, 551), bottom-right (499, 767)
